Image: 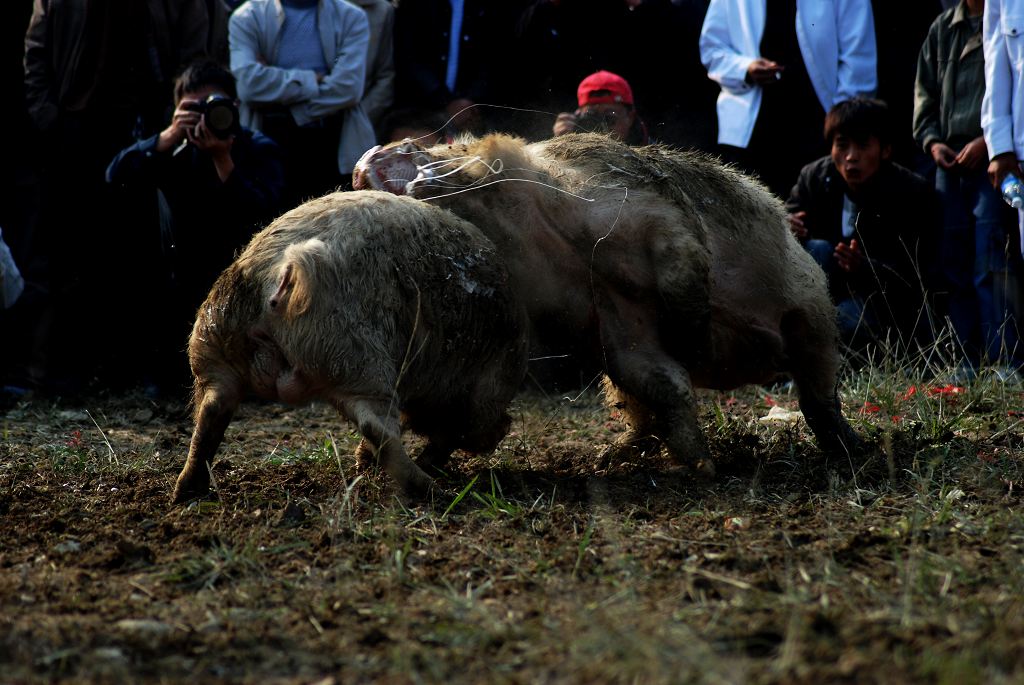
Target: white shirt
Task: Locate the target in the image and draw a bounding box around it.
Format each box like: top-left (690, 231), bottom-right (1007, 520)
top-left (981, 0), bottom-right (1024, 161)
top-left (981, 0), bottom-right (1024, 251)
top-left (699, 0), bottom-right (878, 148)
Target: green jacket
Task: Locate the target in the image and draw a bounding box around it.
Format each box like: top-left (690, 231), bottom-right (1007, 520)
top-left (913, 1), bottom-right (986, 153)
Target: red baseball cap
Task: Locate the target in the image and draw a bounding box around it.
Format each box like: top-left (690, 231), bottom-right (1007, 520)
top-left (577, 71), bottom-right (634, 107)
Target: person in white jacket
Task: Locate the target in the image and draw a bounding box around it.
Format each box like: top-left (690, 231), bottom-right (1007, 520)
top-left (229, 0), bottom-right (377, 207)
top-left (699, 0), bottom-right (877, 198)
top-left (981, 0), bottom-right (1024, 253)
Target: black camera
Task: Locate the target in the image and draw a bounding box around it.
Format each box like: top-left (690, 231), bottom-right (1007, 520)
top-left (185, 94), bottom-right (241, 139)
top-left (576, 109), bottom-right (620, 134)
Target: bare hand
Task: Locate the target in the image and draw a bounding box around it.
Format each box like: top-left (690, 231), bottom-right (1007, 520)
top-left (745, 59), bottom-right (784, 86)
top-left (834, 239), bottom-right (864, 273)
top-left (988, 152), bottom-right (1022, 190)
top-left (788, 210), bottom-right (808, 239)
top-left (156, 99), bottom-right (203, 152)
top-left (930, 142), bottom-right (958, 170)
top-left (553, 112), bottom-right (578, 137)
top-left (954, 137), bottom-right (988, 173)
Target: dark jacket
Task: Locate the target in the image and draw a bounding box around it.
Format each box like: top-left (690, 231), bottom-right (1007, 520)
top-left (24, 0), bottom-right (226, 133)
top-left (393, 0), bottom-right (514, 109)
top-left (786, 156), bottom-right (940, 319)
top-left (105, 128), bottom-right (284, 306)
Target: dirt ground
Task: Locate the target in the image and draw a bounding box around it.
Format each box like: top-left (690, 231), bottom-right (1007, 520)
top-left (1, 377), bottom-right (1023, 684)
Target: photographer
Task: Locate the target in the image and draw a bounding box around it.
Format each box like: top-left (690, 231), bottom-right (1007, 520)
top-left (106, 60), bottom-right (284, 395)
top-left (552, 71), bottom-right (650, 145)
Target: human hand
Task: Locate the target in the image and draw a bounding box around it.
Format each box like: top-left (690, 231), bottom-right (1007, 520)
top-left (929, 141), bottom-right (958, 170)
top-left (834, 239), bottom-right (864, 273)
top-left (954, 137), bottom-right (988, 173)
top-left (553, 112), bottom-right (578, 137)
top-left (156, 98), bottom-right (203, 153)
top-left (188, 116), bottom-right (234, 157)
top-left (787, 211), bottom-right (808, 239)
top-left (745, 59), bottom-right (783, 86)
top-left (988, 152), bottom-right (1022, 190)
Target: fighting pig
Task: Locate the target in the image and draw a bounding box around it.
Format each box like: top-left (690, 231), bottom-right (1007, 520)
top-left (172, 191), bottom-right (527, 503)
top-left (355, 132), bottom-right (860, 473)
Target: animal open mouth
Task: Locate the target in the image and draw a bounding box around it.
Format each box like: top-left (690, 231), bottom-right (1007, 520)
top-left (353, 145), bottom-right (419, 196)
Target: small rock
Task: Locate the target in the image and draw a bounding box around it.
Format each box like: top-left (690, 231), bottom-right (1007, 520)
top-left (92, 647), bottom-right (127, 663)
top-left (52, 539), bottom-right (81, 555)
top-left (277, 501), bottom-right (306, 526)
top-left (115, 619), bottom-right (173, 636)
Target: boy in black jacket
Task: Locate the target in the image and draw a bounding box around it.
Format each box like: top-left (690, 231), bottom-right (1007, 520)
top-left (786, 98), bottom-right (940, 351)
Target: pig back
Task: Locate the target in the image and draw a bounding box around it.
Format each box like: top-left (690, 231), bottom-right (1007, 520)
top-left (206, 191), bottom-right (526, 402)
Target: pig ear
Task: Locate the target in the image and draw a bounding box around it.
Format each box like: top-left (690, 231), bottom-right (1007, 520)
top-left (269, 263), bottom-right (294, 311)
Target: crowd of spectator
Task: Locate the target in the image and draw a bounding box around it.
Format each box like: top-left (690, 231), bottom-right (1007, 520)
top-left (1, 0), bottom-right (1022, 402)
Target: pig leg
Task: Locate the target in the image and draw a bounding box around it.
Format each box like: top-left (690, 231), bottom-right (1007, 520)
top-left (353, 438), bottom-right (376, 471)
top-left (333, 397), bottom-right (435, 498)
top-left (412, 405), bottom-right (510, 471)
top-left (172, 383), bottom-right (240, 504)
top-left (598, 309), bottom-right (712, 475)
top-left (781, 308), bottom-right (861, 454)
top-left (601, 377), bottom-right (663, 463)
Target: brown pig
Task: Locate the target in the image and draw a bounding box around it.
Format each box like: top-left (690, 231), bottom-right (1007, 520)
top-left (172, 191), bottom-right (527, 503)
top-left (354, 133), bottom-right (861, 473)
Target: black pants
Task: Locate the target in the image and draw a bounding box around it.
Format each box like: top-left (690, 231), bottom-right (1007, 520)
top-left (260, 109), bottom-right (345, 210)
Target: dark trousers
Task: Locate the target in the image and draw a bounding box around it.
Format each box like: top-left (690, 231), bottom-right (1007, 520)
top-left (260, 110), bottom-right (345, 210)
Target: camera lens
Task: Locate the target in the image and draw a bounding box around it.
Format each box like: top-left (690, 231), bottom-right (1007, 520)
top-left (202, 95), bottom-right (240, 139)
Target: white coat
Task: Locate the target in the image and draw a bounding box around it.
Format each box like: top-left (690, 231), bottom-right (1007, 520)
top-left (699, 0), bottom-right (878, 148)
top-left (229, 0), bottom-right (377, 174)
top-left (982, 0), bottom-right (1024, 161)
top-left (981, 0), bottom-right (1024, 251)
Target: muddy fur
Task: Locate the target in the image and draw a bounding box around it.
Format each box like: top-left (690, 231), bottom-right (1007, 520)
top-left (355, 133), bottom-right (859, 469)
top-left (173, 191), bottom-right (528, 503)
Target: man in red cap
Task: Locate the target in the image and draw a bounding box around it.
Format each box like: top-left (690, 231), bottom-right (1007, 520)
top-left (553, 70), bottom-right (649, 144)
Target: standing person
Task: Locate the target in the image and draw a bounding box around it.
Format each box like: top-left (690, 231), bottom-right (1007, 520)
top-left (699, 0), bottom-right (878, 199)
top-left (229, 0), bottom-right (376, 208)
top-left (106, 61), bottom-right (285, 394)
top-left (23, 0), bottom-right (224, 395)
top-left (982, 0), bottom-right (1024, 258)
top-left (915, 0), bottom-right (1022, 370)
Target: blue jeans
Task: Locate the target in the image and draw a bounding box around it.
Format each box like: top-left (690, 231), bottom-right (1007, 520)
top-left (936, 166), bottom-right (1022, 366)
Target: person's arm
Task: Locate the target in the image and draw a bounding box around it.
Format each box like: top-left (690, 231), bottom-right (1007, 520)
top-left (698, 0), bottom-right (757, 94)
top-left (291, 6), bottom-right (370, 125)
top-left (229, 6), bottom-right (320, 107)
top-left (784, 164), bottom-right (820, 242)
top-left (23, 0), bottom-right (58, 133)
top-left (981, 0), bottom-right (1021, 187)
top-left (912, 19), bottom-right (950, 162)
top-left (105, 136), bottom-right (166, 187)
top-left (833, 0), bottom-right (878, 102)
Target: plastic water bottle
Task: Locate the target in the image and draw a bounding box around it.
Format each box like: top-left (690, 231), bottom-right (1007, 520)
top-left (1002, 173), bottom-right (1024, 209)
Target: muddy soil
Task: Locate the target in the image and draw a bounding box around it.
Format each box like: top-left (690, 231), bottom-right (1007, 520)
top-left (1, 385), bottom-right (1022, 684)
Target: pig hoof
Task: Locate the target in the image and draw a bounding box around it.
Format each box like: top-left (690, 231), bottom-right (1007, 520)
top-left (353, 438), bottom-right (376, 472)
top-left (171, 473), bottom-right (212, 506)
